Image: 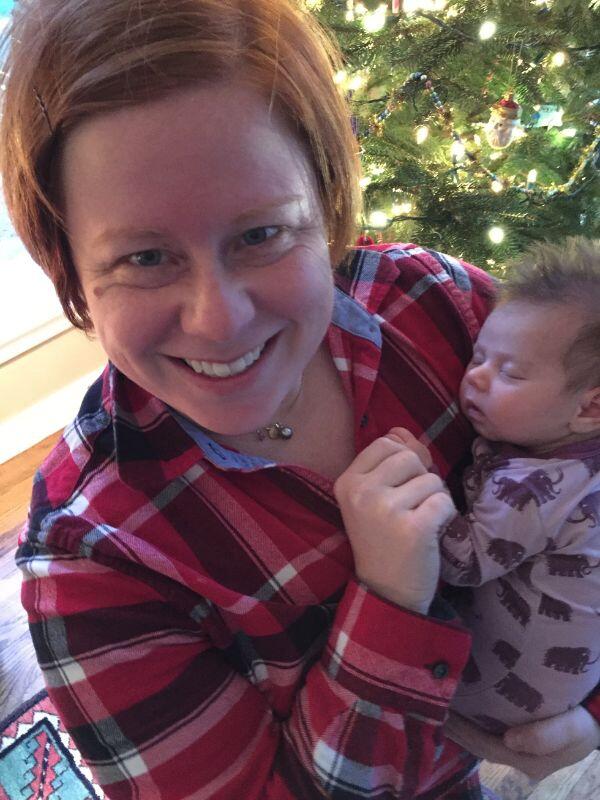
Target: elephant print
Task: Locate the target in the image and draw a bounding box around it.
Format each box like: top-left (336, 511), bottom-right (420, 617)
top-left (546, 553), bottom-right (600, 578)
top-left (543, 646), bottom-right (600, 674)
top-left (538, 594), bottom-right (573, 622)
top-left (567, 491), bottom-right (600, 528)
top-left (492, 468), bottom-right (563, 510)
top-left (487, 538), bottom-right (526, 569)
top-left (581, 452), bottom-right (600, 477)
top-left (493, 639), bottom-right (521, 670)
top-left (494, 672), bottom-right (543, 713)
top-left (464, 453), bottom-right (511, 493)
top-left (497, 578), bottom-right (531, 627)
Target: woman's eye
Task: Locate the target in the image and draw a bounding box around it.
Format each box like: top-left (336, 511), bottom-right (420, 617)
top-left (128, 249), bottom-right (165, 268)
top-left (241, 226), bottom-right (280, 246)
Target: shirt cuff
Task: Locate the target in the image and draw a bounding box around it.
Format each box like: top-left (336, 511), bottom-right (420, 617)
top-left (323, 578), bottom-right (471, 723)
top-left (583, 689), bottom-right (600, 727)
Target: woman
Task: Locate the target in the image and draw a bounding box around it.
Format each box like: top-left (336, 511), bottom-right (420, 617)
top-left (3, 1), bottom-right (599, 797)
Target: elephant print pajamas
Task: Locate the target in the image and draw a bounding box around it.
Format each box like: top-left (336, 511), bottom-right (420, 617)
top-left (441, 435), bottom-right (600, 734)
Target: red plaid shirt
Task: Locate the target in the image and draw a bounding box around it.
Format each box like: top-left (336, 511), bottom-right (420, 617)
top-left (17, 244), bottom-right (549, 799)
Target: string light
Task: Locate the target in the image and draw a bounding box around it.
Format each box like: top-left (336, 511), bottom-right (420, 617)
top-left (369, 210), bottom-right (389, 228)
top-left (491, 180), bottom-right (504, 193)
top-left (348, 72), bottom-right (366, 91)
top-left (488, 226), bottom-right (505, 244)
top-left (415, 125), bottom-right (430, 144)
top-left (551, 51), bottom-right (567, 67)
top-left (526, 169), bottom-right (537, 189)
top-left (362, 4), bottom-right (387, 32)
top-left (451, 140), bottom-right (466, 159)
top-left (392, 201), bottom-right (414, 215)
top-left (479, 21), bottom-right (497, 40)
top-left (333, 70), bottom-right (347, 85)
top-left (359, 176), bottom-right (372, 188)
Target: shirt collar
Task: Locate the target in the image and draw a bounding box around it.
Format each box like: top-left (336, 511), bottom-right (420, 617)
top-left (171, 284), bottom-right (382, 471)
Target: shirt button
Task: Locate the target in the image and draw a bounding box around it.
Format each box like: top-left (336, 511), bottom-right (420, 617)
top-left (360, 414), bottom-right (369, 428)
top-left (430, 661), bottom-right (450, 679)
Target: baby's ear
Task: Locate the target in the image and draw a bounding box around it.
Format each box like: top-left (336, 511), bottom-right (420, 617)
top-left (570, 387), bottom-right (600, 434)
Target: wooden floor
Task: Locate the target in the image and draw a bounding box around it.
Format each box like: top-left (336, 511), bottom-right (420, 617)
top-left (1, 433), bottom-right (599, 798)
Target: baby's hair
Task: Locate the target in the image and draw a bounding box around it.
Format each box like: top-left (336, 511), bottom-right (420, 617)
top-left (500, 237), bottom-right (600, 391)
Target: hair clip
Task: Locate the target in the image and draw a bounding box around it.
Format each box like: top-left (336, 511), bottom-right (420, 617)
top-left (33, 86), bottom-right (54, 135)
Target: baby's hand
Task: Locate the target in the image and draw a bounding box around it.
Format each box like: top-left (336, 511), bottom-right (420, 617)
top-left (334, 431), bottom-right (454, 613)
top-left (387, 427), bottom-right (433, 470)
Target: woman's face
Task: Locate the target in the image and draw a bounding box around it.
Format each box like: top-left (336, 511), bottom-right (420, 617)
top-left (61, 82), bottom-right (334, 435)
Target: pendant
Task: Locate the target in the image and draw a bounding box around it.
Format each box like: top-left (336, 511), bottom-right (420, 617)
top-left (256, 422), bottom-right (293, 441)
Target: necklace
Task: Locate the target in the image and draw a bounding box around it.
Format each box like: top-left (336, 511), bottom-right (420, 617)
top-left (256, 422), bottom-right (293, 441)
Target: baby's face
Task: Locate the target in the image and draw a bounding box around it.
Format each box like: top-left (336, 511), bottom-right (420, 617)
top-left (459, 301), bottom-right (586, 452)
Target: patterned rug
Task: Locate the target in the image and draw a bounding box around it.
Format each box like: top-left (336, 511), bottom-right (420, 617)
top-left (0, 690), bottom-right (103, 799)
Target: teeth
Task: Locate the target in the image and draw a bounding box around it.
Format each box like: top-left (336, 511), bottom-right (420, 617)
top-left (184, 343), bottom-right (265, 378)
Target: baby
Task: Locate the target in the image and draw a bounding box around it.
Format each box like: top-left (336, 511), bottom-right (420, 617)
top-left (401, 237), bottom-right (600, 734)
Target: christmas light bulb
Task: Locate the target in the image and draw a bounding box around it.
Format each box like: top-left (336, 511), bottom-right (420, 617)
top-left (333, 70), bottom-right (348, 85)
top-left (359, 176), bottom-right (372, 188)
top-left (479, 21), bottom-right (497, 40)
top-left (451, 140), bottom-right (466, 159)
top-left (491, 180), bottom-right (504, 193)
top-left (369, 210), bottom-right (389, 228)
top-left (415, 125), bottom-right (430, 144)
top-left (393, 201), bottom-right (413, 215)
top-left (488, 226), bottom-right (505, 244)
top-left (362, 4), bottom-right (387, 32)
top-left (355, 2), bottom-right (367, 14)
top-left (403, 0), bottom-right (421, 14)
top-left (527, 169), bottom-right (538, 185)
top-left (551, 51), bottom-right (567, 67)
top-left (489, 151), bottom-right (503, 161)
top-left (348, 72), bottom-right (366, 91)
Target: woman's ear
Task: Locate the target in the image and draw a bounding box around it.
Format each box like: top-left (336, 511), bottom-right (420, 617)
top-left (570, 387), bottom-right (600, 434)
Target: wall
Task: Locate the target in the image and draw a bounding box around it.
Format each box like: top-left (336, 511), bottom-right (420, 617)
top-left (0, 329), bottom-right (106, 464)
top-left (0, 197), bottom-right (106, 464)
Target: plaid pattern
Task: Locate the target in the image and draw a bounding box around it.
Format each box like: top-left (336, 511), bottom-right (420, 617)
top-left (17, 244), bottom-right (499, 799)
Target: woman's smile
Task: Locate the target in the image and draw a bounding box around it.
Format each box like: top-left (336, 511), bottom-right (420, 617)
top-left (61, 82), bottom-right (334, 436)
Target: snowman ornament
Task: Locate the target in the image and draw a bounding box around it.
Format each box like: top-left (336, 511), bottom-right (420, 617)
top-left (486, 95), bottom-right (522, 149)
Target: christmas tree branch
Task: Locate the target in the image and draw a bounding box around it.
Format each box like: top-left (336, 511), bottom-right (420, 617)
top-left (415, 12), bottom-right (475, 42)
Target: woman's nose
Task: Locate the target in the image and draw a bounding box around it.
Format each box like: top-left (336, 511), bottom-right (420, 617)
top-left (180, 259), bottom-right (254, 342)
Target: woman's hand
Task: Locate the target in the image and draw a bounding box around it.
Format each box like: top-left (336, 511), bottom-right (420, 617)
top-left (333, 430), bottom-right (455, 614)
top-left (444, 707), bottom-right (600, 780)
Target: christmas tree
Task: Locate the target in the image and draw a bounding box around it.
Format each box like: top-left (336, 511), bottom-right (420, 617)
top-left (308, 0), bottom-right (600, 274)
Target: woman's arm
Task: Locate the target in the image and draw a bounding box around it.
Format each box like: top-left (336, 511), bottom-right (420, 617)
top-left (445, 707), bottom-right (600, 780)
top-left (19, 526), bottom-right (472, 800)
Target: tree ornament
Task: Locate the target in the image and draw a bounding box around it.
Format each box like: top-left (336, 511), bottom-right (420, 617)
top-left (485, 95), bottom-right (522, 149)
top-left (356, 234), bottom-right (375, 246)
top-left (530, 104), bottom-right (564, 128)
